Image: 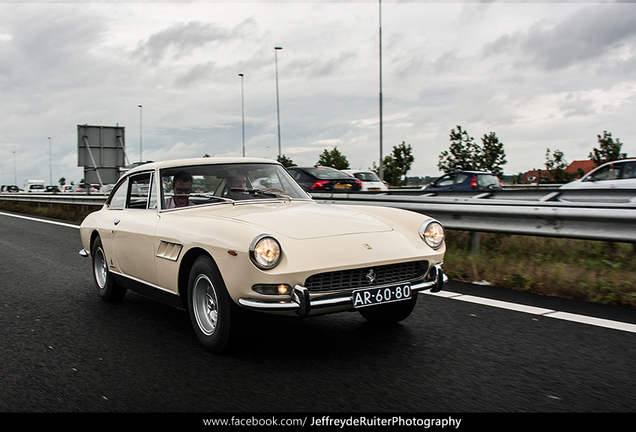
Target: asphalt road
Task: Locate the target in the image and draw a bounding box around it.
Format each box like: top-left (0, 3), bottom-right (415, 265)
top-left (1, 211), bottom-right (635, 421)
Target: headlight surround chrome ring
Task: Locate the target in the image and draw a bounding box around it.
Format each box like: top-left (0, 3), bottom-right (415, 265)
top-left (419, 219), bottom-right (445, 249)
top-left (249, 234), bottom-right (282, 270)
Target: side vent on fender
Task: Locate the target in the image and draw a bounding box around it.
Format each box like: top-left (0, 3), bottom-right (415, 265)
top-left (156, 241), bottom-right (183, 262)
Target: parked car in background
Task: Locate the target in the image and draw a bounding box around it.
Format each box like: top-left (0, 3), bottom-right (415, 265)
top-left (342, 170), bottom-right (389, 192)
top-left (23, 180), bottom-right (45, 192)
top-left (560, 159), bottom-right (636, 189)
top-left (79, 157), bottom-right (446, 352)
top-left (1, 185), bottom-right (20, 193)
top-left (45, 185), bottom-right (61, 193)
top-left (100, 184), bottom-right (116, 195)
top-left (286, 166), bottom-right (362, 192)
top-left (423, 171), bottom-right (502, 191)
top-left (62, 185), bottom-right (75, 193)
top-left (76, 184), bottom-right (97, 193)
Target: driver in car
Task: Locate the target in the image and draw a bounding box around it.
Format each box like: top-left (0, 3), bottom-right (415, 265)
top-left (165, 171), bottom-right (195, 208)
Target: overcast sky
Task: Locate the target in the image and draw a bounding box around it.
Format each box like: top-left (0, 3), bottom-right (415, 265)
top-left (1, 0), bottom-right (635, 186)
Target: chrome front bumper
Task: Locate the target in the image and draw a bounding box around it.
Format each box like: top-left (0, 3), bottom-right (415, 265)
top-left (238, 264), bottom-right (446, 317)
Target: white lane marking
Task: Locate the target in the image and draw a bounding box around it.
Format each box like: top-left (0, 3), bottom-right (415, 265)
top-left (423, 290), bottom-right (636, 334)
top-left (544, 311), bottom-right (636, 334)
top-left (0, 211), bottom-right (80, 229)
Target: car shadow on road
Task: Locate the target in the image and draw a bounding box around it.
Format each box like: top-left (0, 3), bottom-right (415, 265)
top-left (225, 308), bottom-right (422, 359)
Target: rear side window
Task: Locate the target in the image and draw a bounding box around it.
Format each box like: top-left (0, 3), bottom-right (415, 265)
top-left (108, 179), bottom-right (128, 210)
top-left (620, 162), bottom-right (636, 179)
top-left (127, 173), bottom-right (153, 209)
top-left (477, 174), bottom-right (500, 187)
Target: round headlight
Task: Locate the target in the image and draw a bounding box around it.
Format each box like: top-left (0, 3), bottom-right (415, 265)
top-left (250, 235), bottom-right (282, 270)
top-left (420, 220), bottom-right (445, 249)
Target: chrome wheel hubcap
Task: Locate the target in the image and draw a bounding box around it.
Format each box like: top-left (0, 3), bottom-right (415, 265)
top-left (94, 247), bottom-right (107, 289)
top-left (192, 274), bottom-right (218, 336)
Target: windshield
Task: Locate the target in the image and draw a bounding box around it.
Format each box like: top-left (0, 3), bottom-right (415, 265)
top-left (303, 167), bottom-right (349, 179)
top-left (351, 171), bottom-right (382, 182)
top-left (160, 162), bottom-right (310, 209)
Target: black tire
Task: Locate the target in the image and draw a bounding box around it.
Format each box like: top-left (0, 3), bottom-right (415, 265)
top-left (187, 256), bottom-right (239, 353)
top-left (91, 236), bottom-right (127, 301)
top-left (358, 295), bottom-right (418, 324)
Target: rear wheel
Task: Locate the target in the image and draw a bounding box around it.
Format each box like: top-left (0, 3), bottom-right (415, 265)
top-left (91, 236), bottom-right (127, 301)
top-left (358, 296), bottom-right (418, 324)
top-left (187, 256), bottom-right (239, 353)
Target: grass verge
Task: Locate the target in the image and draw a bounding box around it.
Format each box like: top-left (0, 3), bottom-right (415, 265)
top-left (444, 231), bottom-right (636, 308)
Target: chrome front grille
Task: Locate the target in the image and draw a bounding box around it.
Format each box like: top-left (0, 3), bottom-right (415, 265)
top-left (304, 261), bottom-right (428, 291)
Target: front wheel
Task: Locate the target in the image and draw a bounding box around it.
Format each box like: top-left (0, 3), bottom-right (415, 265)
top-left (91, 236), bottom-right (127, 301)
top-left (187, 256), bottom-right (238, 353)
top-left (358, 295), bottom-right (418, 324)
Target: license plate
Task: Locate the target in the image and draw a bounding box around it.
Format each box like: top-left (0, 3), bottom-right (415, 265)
top-left (352, 285), bottom-right (411, 308)
top-left (368, 188), bottom-right (380, 191)
top-left (334, 183), bottom-right (350, 190)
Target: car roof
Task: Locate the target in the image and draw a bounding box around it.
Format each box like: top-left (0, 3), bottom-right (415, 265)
top-left (444, 170), bottom-right (496, 175)
top-left (125, 157), bottom-right (280, 175)
top-left (594, 158), bottom-right (636, 167)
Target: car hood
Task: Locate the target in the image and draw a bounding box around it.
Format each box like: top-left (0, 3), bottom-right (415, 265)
top-left (203, 201), bottom-right (394, 240)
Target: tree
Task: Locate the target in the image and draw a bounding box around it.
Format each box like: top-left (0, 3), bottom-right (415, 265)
top-left (438, 126), bottom-right (480, 172)
top-left (589, 131), bottom-right (627, 166)
top-left (372, 141), bottom-right (414, 186)
top-left (277, 154), bottom-right (296, 167)
top-left (545, 148), bottom-right (577, 184)
top-left (317, 147), bottom-right (350, 170)
top-left (438, 125), bottom-right (507, 175)
top-left (58, 177), bottom-right (66, 187)
top-left (479, 132), bottom-right (507, 177)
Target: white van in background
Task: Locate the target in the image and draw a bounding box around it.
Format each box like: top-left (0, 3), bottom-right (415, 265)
top-left (23, 180), bottom-right (45, 192)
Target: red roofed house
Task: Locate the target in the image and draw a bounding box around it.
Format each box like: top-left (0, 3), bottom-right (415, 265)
top-left (520, 160), bottom-right (597, 184)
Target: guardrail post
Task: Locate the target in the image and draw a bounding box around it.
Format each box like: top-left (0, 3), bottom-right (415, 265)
top-left (471, 231), bottom-right (480, 256)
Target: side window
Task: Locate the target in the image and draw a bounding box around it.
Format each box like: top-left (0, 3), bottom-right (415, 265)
top-left (108, 179), bottom-right (128, 210)
top-left (454, 174), bottom-right (468, 184)
top-left (620, 162), bottom-right (636, 179)
top-left (436, 175), bottom-right (455, 187)
top-left (127, 173), bottom-right (152, 209)
top-left (589, 165), bottom-right (618, 181)
top-left (148, 173), bottom-right (157, 209)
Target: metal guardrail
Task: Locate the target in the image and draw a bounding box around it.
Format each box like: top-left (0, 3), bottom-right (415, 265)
top-left (0, 193), bottom-right (106, 206)
top-left (312, 189), bottom-right (636, 244)
top-left (2, 189), bottom-right (636, 244)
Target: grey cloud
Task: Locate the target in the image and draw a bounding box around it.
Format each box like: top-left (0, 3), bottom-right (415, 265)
top-left (559, 92), bottom-right (595, 118)
top-left (483, 5), bottom-right (636, 71)
top-left (286, 51), bottom-right (357, 78)
top-left (131, 19), bottom-right (257, 66)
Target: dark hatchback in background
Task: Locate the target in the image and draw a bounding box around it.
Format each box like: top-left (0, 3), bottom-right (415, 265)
top-left (424, 171), bottom-right (502, 191)
top-left (287, 166), bottom-right (363, 192)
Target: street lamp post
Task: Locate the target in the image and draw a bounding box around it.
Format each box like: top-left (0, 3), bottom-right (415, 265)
top-left (138, 104), bottom-right (143, 162)
top-left (274, 46), bottom-right (283, 160)
top-left (239, 73), bottom-right (245, 157)
top-left (378, 0), bottom-right (384, 181)
top-left (48, 136), bottom-right (52, 185)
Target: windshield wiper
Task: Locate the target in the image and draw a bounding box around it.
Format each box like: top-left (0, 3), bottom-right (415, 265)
top-left (231, 188), bottom-right (292, 201)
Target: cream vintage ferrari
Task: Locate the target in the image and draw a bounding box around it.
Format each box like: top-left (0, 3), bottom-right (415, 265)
top-left (79, 158), bottom-right (446, 352)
